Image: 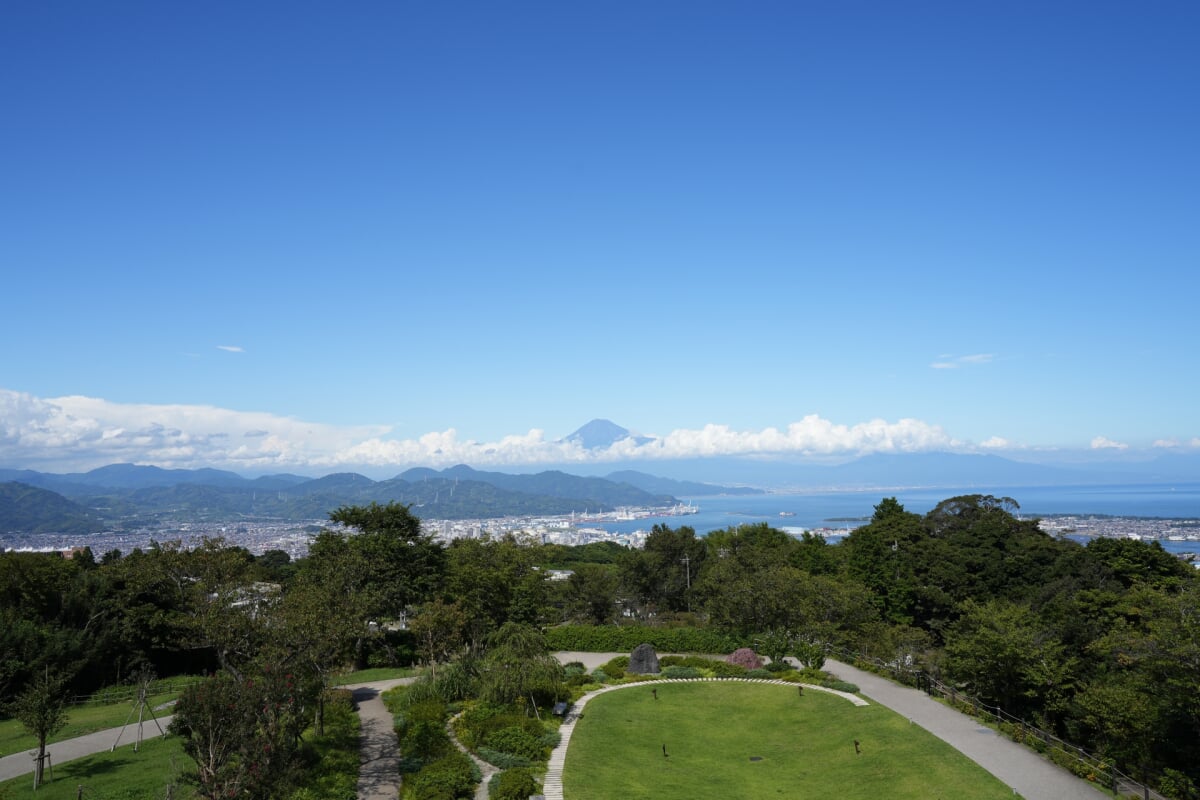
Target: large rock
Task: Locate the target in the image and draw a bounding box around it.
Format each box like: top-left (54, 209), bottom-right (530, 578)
top-left (628, 643), bottom-right (660, 675)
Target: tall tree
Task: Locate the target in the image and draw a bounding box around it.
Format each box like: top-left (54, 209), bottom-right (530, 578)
top-left (327, 502), bottom-right (445, 621)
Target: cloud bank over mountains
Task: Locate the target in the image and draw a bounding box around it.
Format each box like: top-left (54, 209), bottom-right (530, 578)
top-left (0, 388), bottom-right (1189, 474)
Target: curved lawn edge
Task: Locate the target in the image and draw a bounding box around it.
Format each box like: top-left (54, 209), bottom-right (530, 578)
top-left (542, 677), bottom-right (867, 800)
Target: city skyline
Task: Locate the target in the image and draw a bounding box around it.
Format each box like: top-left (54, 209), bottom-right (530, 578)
top-left (3, 2), bottom-right (1197, 475)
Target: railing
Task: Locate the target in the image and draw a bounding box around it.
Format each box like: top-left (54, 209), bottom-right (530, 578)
top-left (825, 645), bottom-right (1165, 800)
top-left (66, 678), bottom-right (201, 707)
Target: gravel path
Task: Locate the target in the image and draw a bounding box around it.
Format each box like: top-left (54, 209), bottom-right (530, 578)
top-left (822, 658), bottom-right (1110, 800)
top-left (344, 677), bottom-right (415, 800)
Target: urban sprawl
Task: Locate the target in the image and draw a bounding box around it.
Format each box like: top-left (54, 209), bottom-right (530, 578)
top-left (2, 505), bottom-right (1198, 566)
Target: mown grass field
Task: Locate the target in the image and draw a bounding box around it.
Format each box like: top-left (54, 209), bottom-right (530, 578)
top-left (0, 734), bottom-right (192, 800)
top-left (563, 682), bottom-right (1017, 800)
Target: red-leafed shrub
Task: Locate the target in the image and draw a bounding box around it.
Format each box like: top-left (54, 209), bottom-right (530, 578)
top-left (725, 648), bottom-right (764, 670)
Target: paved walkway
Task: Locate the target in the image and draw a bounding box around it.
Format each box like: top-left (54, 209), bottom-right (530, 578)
top-left (822, 658), bottom-right (1110, 800)
top-left (344, 677), bottom-right (414, 800)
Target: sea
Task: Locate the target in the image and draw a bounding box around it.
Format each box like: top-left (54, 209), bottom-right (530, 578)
top-left (589, 483), bottom-right (1200, 557)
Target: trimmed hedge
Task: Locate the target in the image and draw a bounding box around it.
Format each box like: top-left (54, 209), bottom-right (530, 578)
top-left (545, 624), bottom-right (747, 654)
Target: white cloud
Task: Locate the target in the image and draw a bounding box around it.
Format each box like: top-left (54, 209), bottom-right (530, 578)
top-left (1090, 436), bottom-right (1128, 450)
top-left (980, 436), bottom-right (1010, 449)
top-left (0, 389), bottom-right (387, 472)
top-left (0, 389), bottom-right (973, 472)
top-left (931, 353), bottom-right (994, 369)
top-left (1153, 439), bottom-right (1180, 448)
top-left (216, 345), bottom-right (244, 353)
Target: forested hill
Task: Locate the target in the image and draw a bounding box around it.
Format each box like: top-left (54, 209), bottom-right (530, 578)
top-left (0, 466), bottom-right (683, 532)
top-left (604, 470), bottom-right (763, 496)
top-left (396, 465), bottom-right (675, 506)
top-left (0, 482), bottom-right (107, 534)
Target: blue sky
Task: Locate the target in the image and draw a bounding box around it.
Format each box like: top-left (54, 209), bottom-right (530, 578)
top-left (2, 1), bottom-right (1197, 475)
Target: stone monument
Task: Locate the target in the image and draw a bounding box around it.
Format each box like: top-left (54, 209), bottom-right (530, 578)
top-left (628, 642), bottom-right (660, 675)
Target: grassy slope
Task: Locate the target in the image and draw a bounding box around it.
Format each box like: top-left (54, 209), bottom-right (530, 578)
top-left (563, 683), bottom-right (1016, 800)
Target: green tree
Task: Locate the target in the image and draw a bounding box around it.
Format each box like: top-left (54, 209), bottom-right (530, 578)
top-left (618, 524), bottom-right (706, 613)
top-left (564, 564), bottom-right (620, 625)
top-left (410, 598), bottom-right (468, 678)
top-left (170, 667), bottom-right (306, 800)
top-left (8, 668), bottom-right (70, 789)
top-left (444, 535), bottom-right (547, 647)
top-left (328, 502), bottom-right (445, 617)
top-left (478, 623), bottom-right (564, 719)
top-left (943, 598), bottom-right (1068, 713)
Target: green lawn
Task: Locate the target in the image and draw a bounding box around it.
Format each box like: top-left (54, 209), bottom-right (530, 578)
top-left (0, 734), bottom-right (192, 800)
top-left (563, 682), bottom-right (1018, 800)
top-left (331, 666), bottom-right (422, 685)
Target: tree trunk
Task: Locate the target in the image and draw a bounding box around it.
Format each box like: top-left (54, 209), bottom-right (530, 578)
top-left (34, 739), bottom-right (46, 789)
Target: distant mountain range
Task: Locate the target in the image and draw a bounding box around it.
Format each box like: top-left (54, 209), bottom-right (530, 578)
top-left (0, 462), bottom-right (757, 535)
top-left (2, 418), bottom-right (1197, 535)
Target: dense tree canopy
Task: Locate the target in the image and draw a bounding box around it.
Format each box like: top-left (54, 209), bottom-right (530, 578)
top-left (3, 494), bottom-right (1197, 795)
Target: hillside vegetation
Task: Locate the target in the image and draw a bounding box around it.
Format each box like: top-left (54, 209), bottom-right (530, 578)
top-left (2, 495), bottom-right (1197, 798)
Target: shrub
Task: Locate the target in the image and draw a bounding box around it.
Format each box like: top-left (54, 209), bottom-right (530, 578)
top-left (726, 648), bottom-right (764, 670)
top-left (476, 747), bottom-right (534, 769)
top-left (661, 666), bottom-right (701, 679)
top-left (432, 658), bottom-right (478, 703)
top-left (408, 752), bottom-right (478, 800)
top-left (708, 661), bottom-right (748, 678)
top-left (589, 668), bottom-right (609, 684)
top-left (600, 656), bottom-right (628, 679)
top-left (403, 719), bottom-right (452, 762)
top-left (764, 660), bottom-right (792, 673)
top-left (490, 767), bottom-right (539, 800)
top-left (746, 668), bottom-right (774, 679)
top-left (483, 726), bottom-right (545, 761)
